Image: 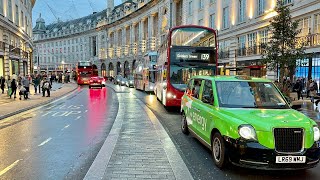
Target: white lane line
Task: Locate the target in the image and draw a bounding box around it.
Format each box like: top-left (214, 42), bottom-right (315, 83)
top-left (76, 116), bottom-right (81, 120)
top-left (61, 124), bottom-right (70, 130)
top-left (0, 159), bottom-right (23, 176)
top-left (38, 138), bottom-right (52, 147)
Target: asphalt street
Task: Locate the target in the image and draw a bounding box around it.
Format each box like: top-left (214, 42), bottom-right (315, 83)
top-left (0, 86), bottom-right (118, 180)
top-left (1, 83), bottom-right (320, 179)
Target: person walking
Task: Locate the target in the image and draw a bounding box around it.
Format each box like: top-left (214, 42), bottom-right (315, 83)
top-left (22, 76), bottom-right (30, 99)
top-left (310, 80), bottom-right (316, 103)
top-left (41, 78), bottom-right (52, 97)
top-left (33, 75), bottom-right (40, 94)
top-left (10, 79), bottom-right (17, 99)
top-left (293, 79), bottom-right (303, 100)
top-left (0, 76), bottom-right (5, 94)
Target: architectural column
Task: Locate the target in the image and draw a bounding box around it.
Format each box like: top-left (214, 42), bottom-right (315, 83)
top-left (19, 40), bottom-right (24, 76)
top-left (3, 31), bottom-right (10, 80)
top-left (171, 0), bottom-right (177, 27)
top-left (122, 27), bottom-right (126, 46)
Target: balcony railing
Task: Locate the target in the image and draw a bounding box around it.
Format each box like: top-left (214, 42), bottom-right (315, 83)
top-left (296, 33), bottom-right (320, 47)
top-left (139, 40), bottom-right (146, 54)
top-left (236, 44), bottom-right (267, 57)
top-left (131, 43), bottom-right (137, 55)
top-left (148, 37), bottom-right (156, 51)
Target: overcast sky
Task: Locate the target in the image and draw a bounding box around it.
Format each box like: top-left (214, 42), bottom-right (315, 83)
top-left (32, 0), bottom-right (122, 27)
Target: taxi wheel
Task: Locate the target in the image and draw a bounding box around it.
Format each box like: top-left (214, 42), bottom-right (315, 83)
top-left (212, 132), bottom-right (228, 169)
top-left (181, 112), bottom-right (189, 135)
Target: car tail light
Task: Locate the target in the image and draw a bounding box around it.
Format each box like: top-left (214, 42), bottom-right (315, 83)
top-left (89, 80), bottom-right (93, 83)
top-left (98, 80), bottom-right (101, 83)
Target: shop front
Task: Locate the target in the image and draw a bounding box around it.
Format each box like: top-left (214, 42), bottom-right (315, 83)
top-left (10, 59), bottom-right (19, 77)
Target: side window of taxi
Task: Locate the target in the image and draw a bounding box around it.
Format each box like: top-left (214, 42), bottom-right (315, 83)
top-left (201, 80), bottom-right (214, 105)
top-left (192, 79), bottom-right (202, 99)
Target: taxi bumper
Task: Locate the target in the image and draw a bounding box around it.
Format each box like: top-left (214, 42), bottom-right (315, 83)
top-left (224, 137), bottom-right (320, 170)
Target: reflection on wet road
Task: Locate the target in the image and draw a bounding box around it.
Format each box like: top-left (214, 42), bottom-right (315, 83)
top-left (0, 86), bottom-right (118, 180)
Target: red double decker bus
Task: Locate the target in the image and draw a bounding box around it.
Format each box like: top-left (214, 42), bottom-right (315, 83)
top-left (76, 61), bottom-right (93, 85)
top-left (154, 25), bottom-right (218, 107)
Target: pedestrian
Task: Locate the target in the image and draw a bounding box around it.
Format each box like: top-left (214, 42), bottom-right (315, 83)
top-left (293, 79), bottom-right (303, 100)
top-left (41, 78), bottom-right (52, 97)
top-left (9, 79), bottom-right (17, 99)
top-left (0, 76), bottom-right (5, 94)
top-left (22, 76), bottom-right (30, 99)
top-left (18, 85), bottom-right (26, 100)
top-left (33, 75), bottom-right (40, 94)
top-left (310, 80), bottom-right (316, 103)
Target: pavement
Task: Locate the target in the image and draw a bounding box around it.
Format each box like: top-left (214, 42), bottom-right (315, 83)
top-left (85, 83), bottom-right (193, 180)
top-left (0, 81), bottom-right (78, 120)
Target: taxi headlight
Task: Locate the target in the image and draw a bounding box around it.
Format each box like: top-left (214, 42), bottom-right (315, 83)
top-left (238, 125), bottom-right (257, 140)
top-left (313, 126), bottom-right (320, 142)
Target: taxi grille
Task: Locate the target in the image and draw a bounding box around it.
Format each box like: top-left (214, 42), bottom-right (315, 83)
top-left (274, 128), bottom-right (303, 153)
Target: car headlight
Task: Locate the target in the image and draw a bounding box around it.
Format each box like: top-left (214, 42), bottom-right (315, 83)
top-left (238, 125), bottom-right (257, 140)
top-left (313, 126), bottom-right (320, 142)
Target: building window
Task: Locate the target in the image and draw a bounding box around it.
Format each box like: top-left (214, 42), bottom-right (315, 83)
top-left (257, 0), bottom-right (265, 15)
top-left (8, 0), bottom-right (13, 20)
top-left (210, 14), bottom-right (215, 29)
top-left (223, 7), bottom-right (229, 29)
top-left (20, 11), bottom-right (24, 27)
top-left (239, 0), bottom-right (246, 23)
top-left (282, 0), bottom-right (292, 5)
top-left (0, 0), bottom-right (3, 15)
top-left (258, 29), bottom-right (268, 45)
top-left (238, 35), bottom-right (246, 48)
top-left (15, 5), bottom-right (19, 25)
top-left (188, 1), bottom-right (193, 15)
top-left (247, 32), bottom-right (257, 48)
top-left (298, 17), bottom-right (311, 36)
top-left (314, 14), bottom-right (320, 33)
top-left (199, 0), bottom-right (204, 9)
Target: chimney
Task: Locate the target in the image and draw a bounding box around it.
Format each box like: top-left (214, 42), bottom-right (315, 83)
top-left (107, 0), bottom-right (114, 17)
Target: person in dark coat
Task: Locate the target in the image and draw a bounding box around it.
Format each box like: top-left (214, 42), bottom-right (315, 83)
top-left (0, 76), bottom-right (5, 94)
top-left (293, 79), bottom-right (303, 100)
top-left (10, 79), bottom-right (17, 99)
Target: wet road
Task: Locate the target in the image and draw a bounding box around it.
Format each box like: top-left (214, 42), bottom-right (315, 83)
top-left (0, 86), bottom-right (118, 180)
top-left (1, 83), bottom-right (320, 180)
top-left (119, 84), bottom-right (320, 180)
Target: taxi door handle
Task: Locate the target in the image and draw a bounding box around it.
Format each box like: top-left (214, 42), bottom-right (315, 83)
top-left (193, 107), bottom-right (200, 112)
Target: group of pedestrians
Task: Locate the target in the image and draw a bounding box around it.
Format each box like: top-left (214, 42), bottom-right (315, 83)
top-left (0, 73), bottom-right (53, 100)
top-left (291, 78), bottom-right (319, 102)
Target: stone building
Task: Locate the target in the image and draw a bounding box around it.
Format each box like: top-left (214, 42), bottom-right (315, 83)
top-left (33, 0), bottom-right (320, 80)
top-left (0, 0), bottom-right (34, 79)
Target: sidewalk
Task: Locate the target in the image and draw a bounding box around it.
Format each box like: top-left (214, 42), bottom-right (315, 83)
top-left (85, 83), bottom-right (193, 180)
top-left (0, 82), bottom-right (78, 120)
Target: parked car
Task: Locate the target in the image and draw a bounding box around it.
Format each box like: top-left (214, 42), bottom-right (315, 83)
top-left (181, 75), bottom-right (320, 170)
top-left (120, 77), bottom-right (127, 86)
top-left (126, 76), bottom-right (134, 87)
top-left (114, 75), bottom-right (122, 85)
top-left (89, 76), bottom-right (103, 89)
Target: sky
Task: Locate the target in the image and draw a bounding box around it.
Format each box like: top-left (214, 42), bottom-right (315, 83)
top-left (32, 0), bottom-right (122, 27)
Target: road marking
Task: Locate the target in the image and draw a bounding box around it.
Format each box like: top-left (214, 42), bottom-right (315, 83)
top-left (76, 116), bottom-right (81, 120)
top-left (0, 159), bottom-right (22, 176)
top-left (85, 110), bottom-right (88, 113)
top-left (38, 138), bottom-right (52, 147)
top-left (61, 124), bottom-right (70, 130)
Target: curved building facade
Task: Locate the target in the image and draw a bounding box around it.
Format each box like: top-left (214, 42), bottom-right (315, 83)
top-left (33, 0), bottom-right (320, 80)
top-left (0, 0), bottom-right (35, 79)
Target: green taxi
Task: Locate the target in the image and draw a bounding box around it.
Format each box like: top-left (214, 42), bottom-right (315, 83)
top-left (181, 75), bottom-right (320, 170)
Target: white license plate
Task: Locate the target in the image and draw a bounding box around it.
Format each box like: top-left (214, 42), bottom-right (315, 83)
top-left (276, 156), bottom-right (306, 163)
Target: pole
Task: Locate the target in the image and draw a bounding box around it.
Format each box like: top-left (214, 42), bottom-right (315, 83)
top-left (169, 0), bottom-right (172, 29)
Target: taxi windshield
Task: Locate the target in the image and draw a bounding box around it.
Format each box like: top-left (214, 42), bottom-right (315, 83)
top-left (215, 81), bottom-right (289, 109)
